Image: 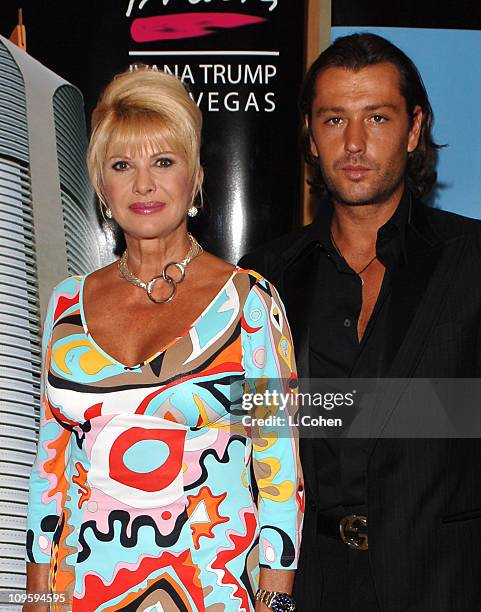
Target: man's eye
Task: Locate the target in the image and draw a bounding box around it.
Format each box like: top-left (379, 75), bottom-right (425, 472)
top-left (155, 158), bottom-right (173, 168)
top-left (112, 161), bottom-right (129, 171)
top-left (325, 117), bottom-right (343, 126)
top-left (371, 115), bottom-right (386, 123)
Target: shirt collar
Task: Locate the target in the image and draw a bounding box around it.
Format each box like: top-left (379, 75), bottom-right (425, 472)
top-left (376, 189), bottom-right (411, 265)
top-left (308, 189), bottom-right (412, 266)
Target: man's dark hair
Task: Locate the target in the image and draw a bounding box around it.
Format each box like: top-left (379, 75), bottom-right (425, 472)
top-left (300, 33), bottom-right (441, 199)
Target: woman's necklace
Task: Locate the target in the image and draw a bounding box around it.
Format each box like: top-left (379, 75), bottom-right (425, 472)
top-left (119, 233), bottom-right (203, 304)
top-left (330, 231), bottom-right (377, 286)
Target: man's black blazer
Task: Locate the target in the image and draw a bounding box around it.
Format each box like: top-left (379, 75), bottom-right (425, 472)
top-left (240, 198), bottom-right (481, 612)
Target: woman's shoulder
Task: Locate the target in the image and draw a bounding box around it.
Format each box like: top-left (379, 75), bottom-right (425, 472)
top-left (234, 267), bottom-right (271, 292)
top-left (48, 263), bottom-right (115, 308)
top-left (200, 251), bottom-right (264, 279)
top-left (42, 275), bottom-right (85, 333)
top-left (232, 266), bottom-right (283, 310)
top-left (52, 262), bottom-right (118, 295)
top-left (50, 274), bottom-right (84, 298)
top-left (197, 251), bottom-right (276, 310)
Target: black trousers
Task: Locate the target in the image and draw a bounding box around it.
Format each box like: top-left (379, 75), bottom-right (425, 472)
top-left (316, 534), bottom-right (380, 612)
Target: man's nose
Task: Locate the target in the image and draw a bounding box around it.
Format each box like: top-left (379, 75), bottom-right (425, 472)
top-left (133, 167), bottom-right (156, 195)
top-left (344, 120), bottom-right (366, 155)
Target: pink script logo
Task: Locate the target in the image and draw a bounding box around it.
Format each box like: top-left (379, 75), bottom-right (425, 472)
top-left (130, 12), bottom-right (266, 42)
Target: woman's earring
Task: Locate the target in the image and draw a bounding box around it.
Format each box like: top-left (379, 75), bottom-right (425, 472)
top-left (187, 205), bottom-right (198, 218)
top-left (99, 196), bottom-right (113, 221)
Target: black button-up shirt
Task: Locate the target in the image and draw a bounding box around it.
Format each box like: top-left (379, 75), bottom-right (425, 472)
top-left (308, 190), bottom-right (411, 511)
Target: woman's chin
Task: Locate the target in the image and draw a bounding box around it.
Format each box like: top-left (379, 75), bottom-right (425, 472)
top-left (121, 224), bottom-right (182, 242)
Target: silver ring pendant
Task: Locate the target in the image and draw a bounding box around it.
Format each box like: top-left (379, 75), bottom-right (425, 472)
top-left (147, 275), bottom-right (177, 304)
top-left (162, 262), bottom-right (186, 284)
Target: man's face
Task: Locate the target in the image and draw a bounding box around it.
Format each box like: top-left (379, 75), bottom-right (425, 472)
top-left (308, 62), bottom-right (422, 207)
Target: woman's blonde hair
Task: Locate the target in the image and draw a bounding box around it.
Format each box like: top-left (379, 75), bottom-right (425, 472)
top-left (87, 65), bottom-right (203, 211)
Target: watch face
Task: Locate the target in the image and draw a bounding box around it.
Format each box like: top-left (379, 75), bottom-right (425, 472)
top-left (271, 593), bottom-right (295, 612)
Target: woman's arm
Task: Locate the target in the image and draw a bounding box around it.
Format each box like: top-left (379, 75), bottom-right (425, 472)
top-left (241, 275), bottom-right (303, 610)
top-left (24, 286), bottom-right (72, 605)
top-left (256, 568), bottom-right (295, 611)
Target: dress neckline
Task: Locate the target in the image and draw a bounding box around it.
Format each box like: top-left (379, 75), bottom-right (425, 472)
top-left (78, 267), bottom-right (241, 370)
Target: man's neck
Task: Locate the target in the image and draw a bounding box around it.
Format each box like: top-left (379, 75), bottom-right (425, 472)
top-left (331, 188), bottom-right (404, 253)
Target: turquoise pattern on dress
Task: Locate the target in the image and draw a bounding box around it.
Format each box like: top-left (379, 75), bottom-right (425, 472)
top-left (26, 270), bottom-right (303, 611)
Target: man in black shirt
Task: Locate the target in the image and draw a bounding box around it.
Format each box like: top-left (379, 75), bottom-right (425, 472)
top-left (240, 34), bottom-right (481, 611)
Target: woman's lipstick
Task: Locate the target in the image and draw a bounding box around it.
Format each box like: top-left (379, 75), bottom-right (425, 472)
top-left (129, 201), bottom-right (166, 214)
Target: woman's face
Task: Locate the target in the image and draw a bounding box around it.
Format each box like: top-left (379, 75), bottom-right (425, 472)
top-left (101, 142), bottom-right (193, 240)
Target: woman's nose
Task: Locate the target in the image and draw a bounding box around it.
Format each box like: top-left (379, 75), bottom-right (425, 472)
top-left (133, 167), bottom-right (156, 195)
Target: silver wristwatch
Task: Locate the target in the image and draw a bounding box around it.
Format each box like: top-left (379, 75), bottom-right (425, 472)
top-left (255, 588), bottom-right (296, 611)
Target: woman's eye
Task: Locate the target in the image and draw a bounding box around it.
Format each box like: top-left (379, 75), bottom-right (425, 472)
top-left (155, 158), bottom-right (173, 168)
top-left (325, 117), bottom-right (343, 126)
top-left (112, 161), bottom-right (129, 171)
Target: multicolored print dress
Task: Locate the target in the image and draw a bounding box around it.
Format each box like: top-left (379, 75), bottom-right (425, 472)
top-left (26, 269), bottom-right (303, 611)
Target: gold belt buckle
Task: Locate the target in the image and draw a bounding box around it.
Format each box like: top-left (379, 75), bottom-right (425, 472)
top-left (339, 514), bottom-right (368, 550)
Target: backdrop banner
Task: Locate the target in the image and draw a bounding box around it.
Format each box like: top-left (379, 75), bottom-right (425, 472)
top-left (8, 0), bottom-right (307, 262)
top-left (126, 0), bottom-right (307, 260)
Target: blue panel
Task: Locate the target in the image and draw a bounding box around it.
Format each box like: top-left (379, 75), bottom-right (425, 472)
top-left (331, 27), bottom-right (481, 220)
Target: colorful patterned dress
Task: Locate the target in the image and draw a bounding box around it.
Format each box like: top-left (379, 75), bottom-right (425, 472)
top-left (26, 269), bottom-right (303, 611)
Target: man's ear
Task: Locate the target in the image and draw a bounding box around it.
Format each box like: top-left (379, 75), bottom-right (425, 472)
top-left (407, 105), bottom-right (423, 153)
top-left (305, 114), bottom-right (318, 159)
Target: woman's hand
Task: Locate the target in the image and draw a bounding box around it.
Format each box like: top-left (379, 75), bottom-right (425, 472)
top-left (255, 567), bottom-right (296, 611)
top-left (22, 563), bottom-right (50, 612)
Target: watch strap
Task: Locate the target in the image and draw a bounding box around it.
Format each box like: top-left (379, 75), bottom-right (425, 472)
top-left (255, 589), bottom-right (296, 610)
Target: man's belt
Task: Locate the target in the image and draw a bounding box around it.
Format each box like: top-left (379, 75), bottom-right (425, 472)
top-left (317, 513), bottom-right (368, 550)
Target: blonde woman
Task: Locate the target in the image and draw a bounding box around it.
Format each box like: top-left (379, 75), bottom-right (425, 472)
top-left (25, 66), bottom-right (302, 612)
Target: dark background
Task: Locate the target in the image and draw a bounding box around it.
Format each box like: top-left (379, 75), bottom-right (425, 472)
top-left (332, 0), bottom-right (481, 29)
